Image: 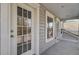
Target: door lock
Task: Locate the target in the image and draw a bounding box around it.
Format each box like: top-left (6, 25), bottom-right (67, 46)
top-left (10, 35), bottom-right (14, 38)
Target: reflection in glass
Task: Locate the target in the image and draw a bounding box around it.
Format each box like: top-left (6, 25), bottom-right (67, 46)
top-left (17, 27), bottom-right (22, 35)
top-left (17, 7), bottom-right (32, 55)
top-left (28, 43), bottom-right (31, 50)
top-left (28, 27), bottom-right (31, 33)
top-left (28, 11), bottom-right (31, 19)
top-left (17, 7), bottom-right (22, 16)
top-left (17, 45), bottom-right (22, 55)
top-left (17, 36), bottom-right (23, 44)
top-left (23, 35), bottom-right (27, 43)
top-left (28, 19), bottom-right (32, 27)
top-left (47, 16), bottom-right (53, 39)
top-left (23, 18), bottom-right (27, 26)
top-left (23, 9), bottom-right (27, 17)
top-left (17, 16), bottom-right (22, 26)
top-left (23, 43), bottom-right (27, 52)
top-left (27, 18), bottom-right (32, 44)
top-left (23, 27), bottom-right (27, 35)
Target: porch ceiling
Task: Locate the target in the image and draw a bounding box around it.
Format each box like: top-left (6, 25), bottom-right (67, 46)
top-left (41, 3), bottom-right (79, 20)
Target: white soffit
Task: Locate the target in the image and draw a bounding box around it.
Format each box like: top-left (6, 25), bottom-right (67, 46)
top-left (42, 3), bottom-right (79, 20)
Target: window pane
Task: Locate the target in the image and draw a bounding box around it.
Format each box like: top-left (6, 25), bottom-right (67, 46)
top-left (28, 27), bottom-right (31, 34)
top-left (27, 27), bottom-right (31, 50)
top-left (17, 16), bottom-right (22, 26)
top-left (28, 11), bottom-right (31, 19)
top-left (23, 18), bottom-right (27, 26)
top-left (23, 27), bottom-right (27, 35)
top-left (23, 43), bottom-right (27, 52)
top-left (23, 35), bottom-right (28, 52)
top-left (17, 45), bottom-right (22, 55)
top-left (17, 27), bottom-right (22, 35)
top-left (28, 43), bottom-right (31, 50)
top-left (23, 9), bottom-right (27, 17)
top-left (17, 36), bottom-right (23, 44)
top-left (17, 7), bottom-right (22, 16)
top-left (47, 16), bottom-right (53, 39)
top-left (17, 36), bottom-right (23, 55)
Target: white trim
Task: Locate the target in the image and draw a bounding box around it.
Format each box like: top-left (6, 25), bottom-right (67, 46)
top-left (35, 7), bottom-right (40, 55)
top-left (46, 10), bottom-right (55, 43)
top-left (1, 3), bottom-right (11, 55)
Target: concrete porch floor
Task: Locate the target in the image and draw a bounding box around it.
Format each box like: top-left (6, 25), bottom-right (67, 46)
top-left (41, 32), bottom-right (79, 55)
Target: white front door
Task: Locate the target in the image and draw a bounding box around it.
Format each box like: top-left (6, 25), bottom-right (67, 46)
top-left (10, 4), bottom-right (34, 55)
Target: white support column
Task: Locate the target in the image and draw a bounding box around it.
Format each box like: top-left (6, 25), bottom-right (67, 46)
top-left (0, 3), bottom-right (11, 55)
top-left (36, 7), bottom-right (40, 55)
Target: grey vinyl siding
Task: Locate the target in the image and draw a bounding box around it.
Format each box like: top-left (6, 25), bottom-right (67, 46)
top-left (39, 5), bottom-right (60, 54)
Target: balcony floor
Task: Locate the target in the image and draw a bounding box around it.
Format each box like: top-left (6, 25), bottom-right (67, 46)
top-left (41, 32), bottom-right (79, 55)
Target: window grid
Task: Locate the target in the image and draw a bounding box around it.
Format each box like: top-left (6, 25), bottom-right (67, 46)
top-left (17, 6), bottom-right (32, 55)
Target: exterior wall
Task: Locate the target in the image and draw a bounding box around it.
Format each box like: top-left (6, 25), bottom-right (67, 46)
top-left (39, 5), bottom-right (61, 54)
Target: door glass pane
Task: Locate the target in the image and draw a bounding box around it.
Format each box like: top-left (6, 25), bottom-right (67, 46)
top-left (23, 18), bottom-right (28, 26)
top-left (28, 42), bottom-right (31, 50)
top-left (17, 27), bottom-right (22, 35)
top-left (17, 36), bottom-right (23, 45)
top-left (28, 11), bottom-right (31, 19)
top-left (23, 35), bottom-right (27, 52)
top-left (17, 16), bottom-right (22, 26)
top-left (17, 36), bottom-right (23, 55)
top-left (23, 9), bottom-right (27, 17)
top-left (27, 11), bottom-right (32, 50)
top-left (23, 27), bottom-right (28, 52)
top-left (28, 27), bottom-right (31, 50)
top-left (17, 6), bottom-right (23, 55)
top-left (23, 43), bottom-right (27, 52)
top-left (17, 45), bottom-right (22, 55)
top-left (17, 7), bottom-right (22, 16)
top-left (17, 7), bottom-right (32, 55)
